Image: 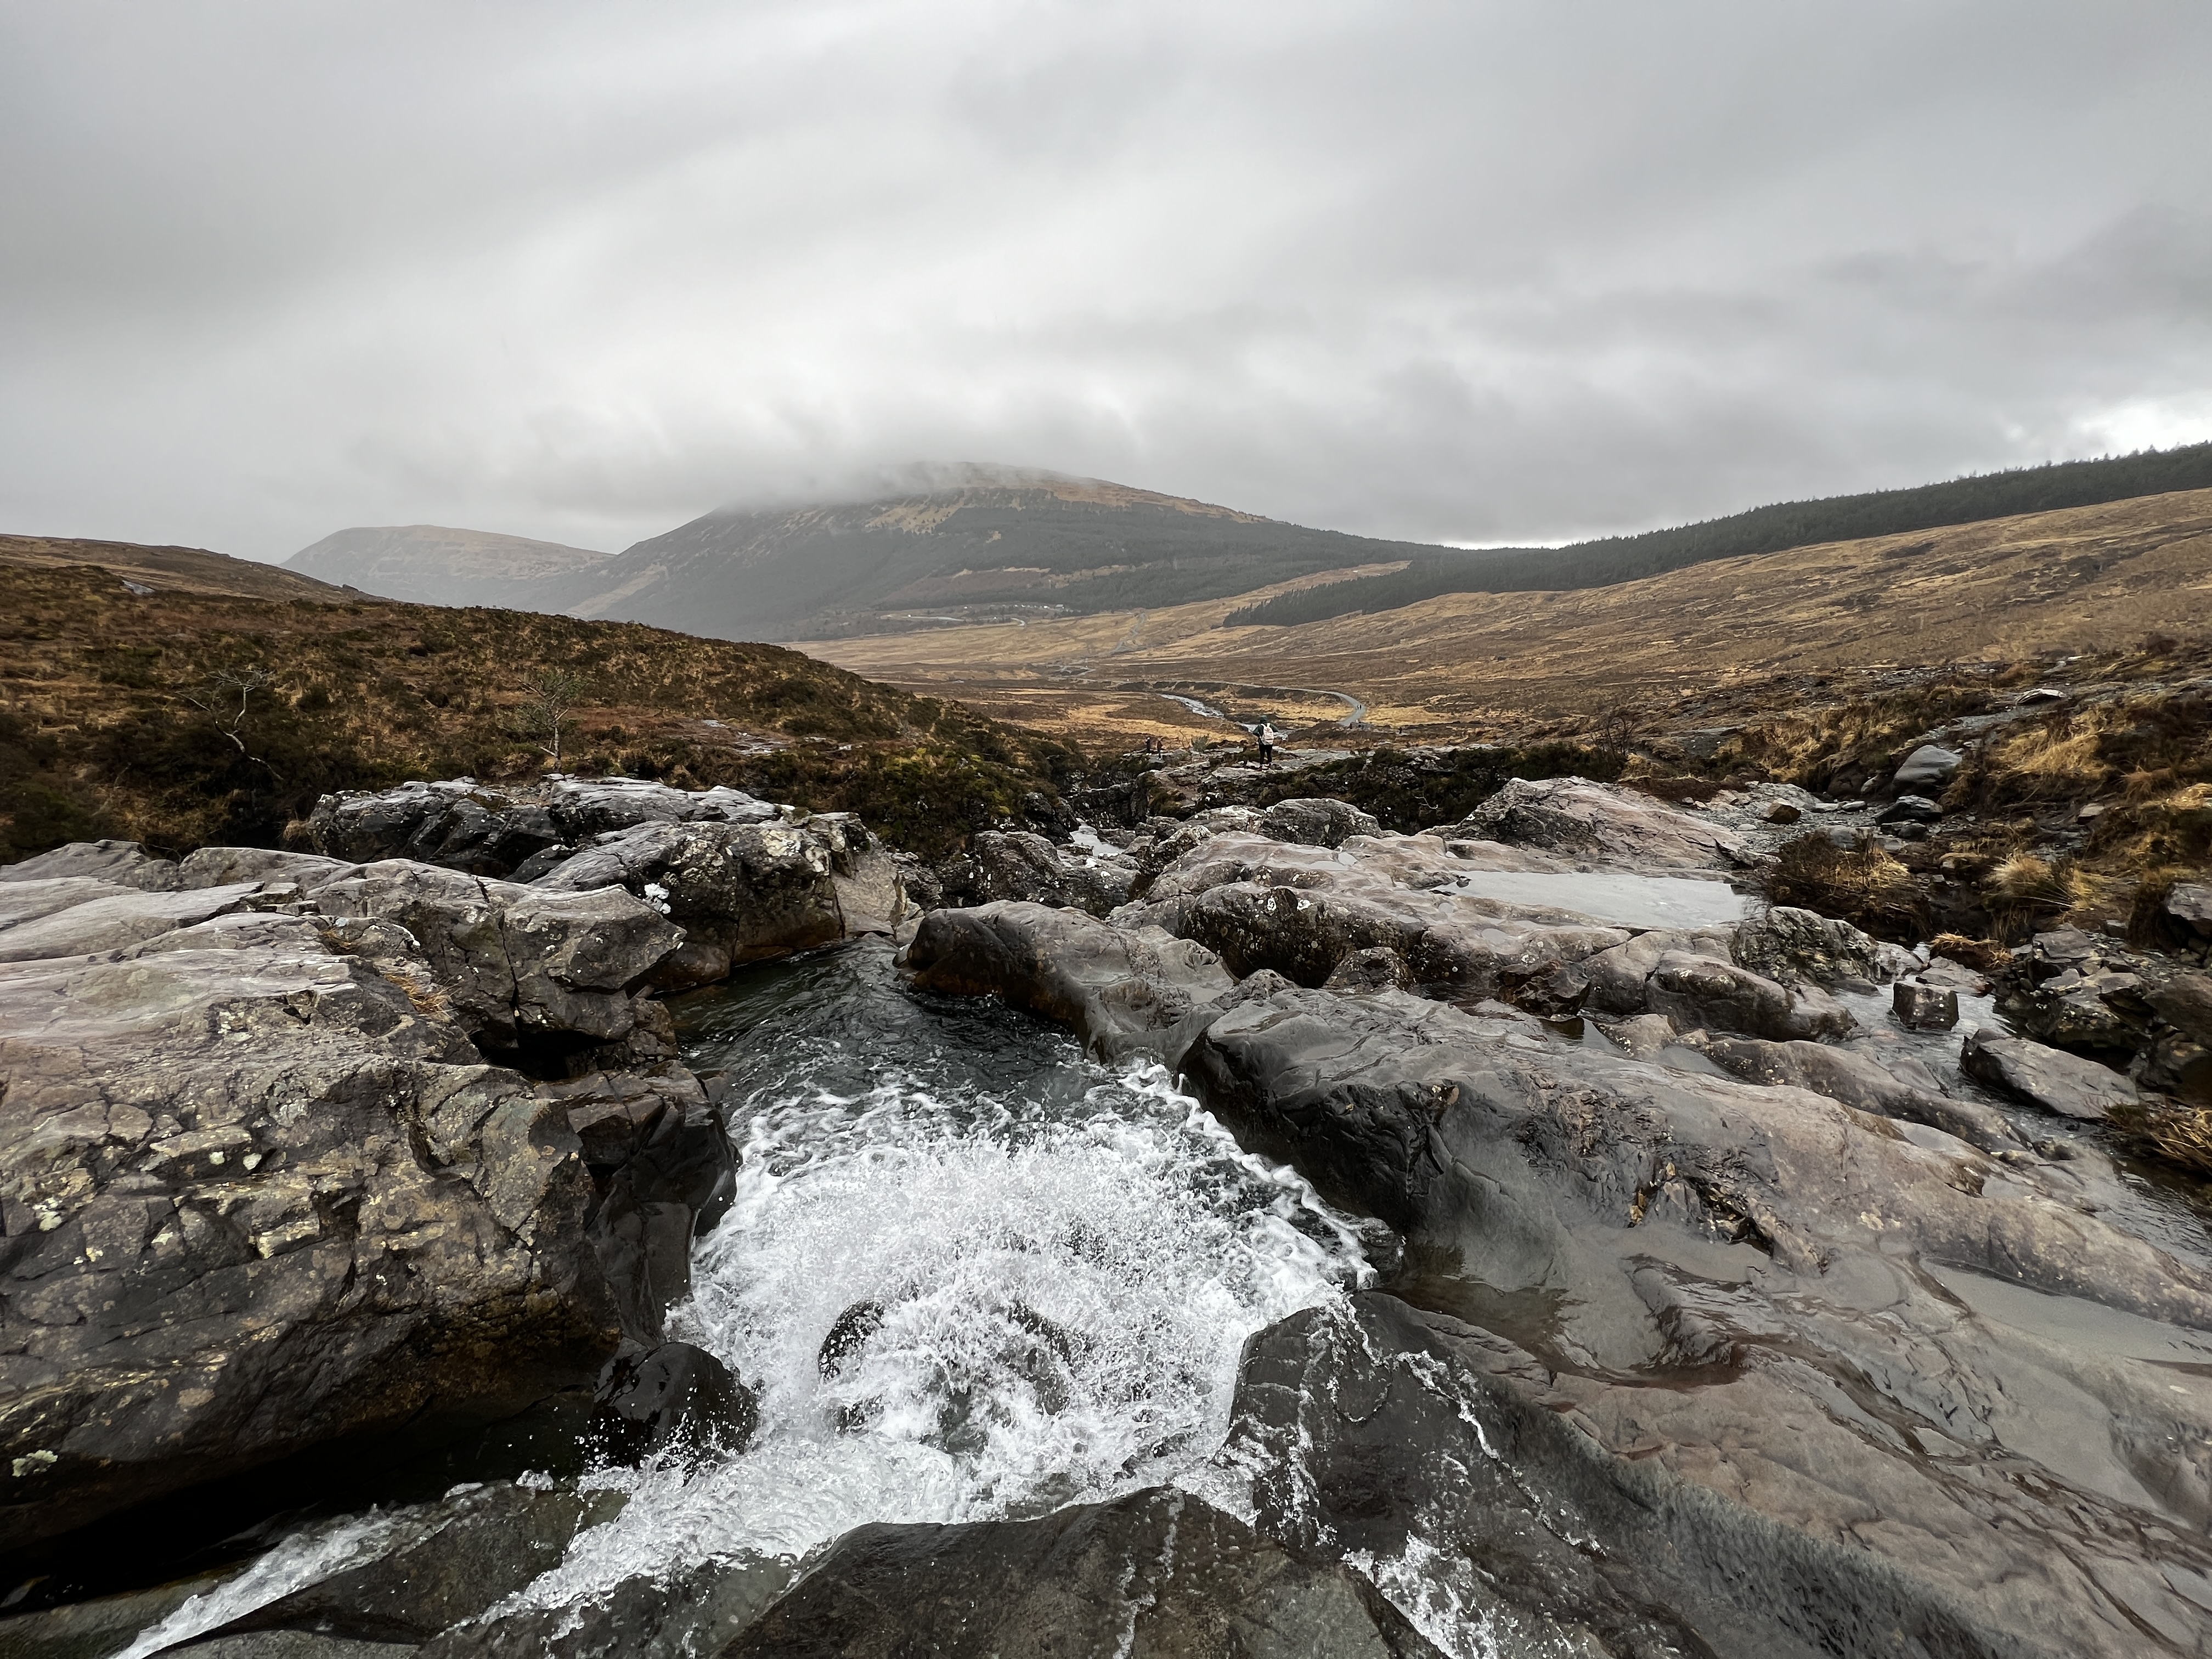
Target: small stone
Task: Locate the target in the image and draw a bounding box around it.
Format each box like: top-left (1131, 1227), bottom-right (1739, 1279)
top-left (1893, 980), bottom-right (1958, 1031)
top-left (1764, 802), bottom-right (1802, 825)
top-left (1323, 945), bottom-right (1418, 994)
top-left (1877, 794), bottom-right (1944, 825)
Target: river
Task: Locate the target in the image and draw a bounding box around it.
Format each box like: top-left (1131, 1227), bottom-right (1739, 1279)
top-left (117, 927), bottom-right (2212, 1659)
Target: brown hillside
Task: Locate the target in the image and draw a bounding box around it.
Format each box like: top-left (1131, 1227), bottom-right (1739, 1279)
top-left (0, 534), bottom-right (370, 603)
top-left (0, 562), bottom-right (1069, 863)
top-left (808, 489), bottom-right (2212, 744)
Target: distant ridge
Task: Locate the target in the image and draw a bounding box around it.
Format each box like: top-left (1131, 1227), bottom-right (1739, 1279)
top-left (284, 524), bottom-right (606, 607)
top-left (0, 533), bottom-right (365, 603)
top-left (1225, 441), bottom-right (2212, 627)
top-left (511, 470), bottom-right (1439, 641)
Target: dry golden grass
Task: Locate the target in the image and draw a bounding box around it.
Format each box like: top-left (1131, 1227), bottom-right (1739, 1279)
top-left (808, 489), bottom-right (2212, 747)
top-left (1985, 718), bottom-right (2124, 799)
top-left (381, 968), bottom-right (452, 1021)
top-left (0, 534), bottom-right (361, 603)
top-left (0, 563), bottom-right (1068, 861)
top-left (1762, 836), bottom-right (1928, 941)
top-left (2119, 1104), bottom-right (2212, 1179)
top-left (1926, 933), bottom-right (2011, 972)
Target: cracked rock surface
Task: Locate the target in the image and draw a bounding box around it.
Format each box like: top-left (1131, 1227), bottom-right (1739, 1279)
top-left (905, 812), bottom-right (2212, 1658)
top-left (0, 837), bottom-right (736, 1554)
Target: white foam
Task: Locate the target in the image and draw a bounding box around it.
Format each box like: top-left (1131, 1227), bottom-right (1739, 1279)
top-left (515, 1062), bottom-right (1368, 1607)
top-left (1450, 869), bottom-right (1751, 930)
top-left (117, 1510), bottom-right (414, 1659)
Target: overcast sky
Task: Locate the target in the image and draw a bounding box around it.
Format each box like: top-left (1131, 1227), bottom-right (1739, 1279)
top-left (4, 1), bottom-right (2209, 562)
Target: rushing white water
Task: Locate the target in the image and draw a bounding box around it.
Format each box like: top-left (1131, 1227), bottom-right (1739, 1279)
top-left (117, 1510), bottom-right (416, 1659)
top-left (1447, 868), bottom-right (1752, 930)
top-left (514, 1042), bottom-right (1373, 1609)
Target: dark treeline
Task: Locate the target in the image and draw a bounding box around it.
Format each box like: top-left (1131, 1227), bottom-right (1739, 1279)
top-left (1223, 442), bottom-right (2212, 629)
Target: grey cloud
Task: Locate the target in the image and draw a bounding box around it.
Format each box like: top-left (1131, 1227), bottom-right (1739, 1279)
top-left (1, 0), bottom-right (2207, 562)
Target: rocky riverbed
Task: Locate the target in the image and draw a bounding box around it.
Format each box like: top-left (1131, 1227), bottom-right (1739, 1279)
top-left (4, 773), bottom-right (2210, 1657)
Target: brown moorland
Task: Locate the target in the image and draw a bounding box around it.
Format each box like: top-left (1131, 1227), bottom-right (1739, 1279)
top-left (806, 487), bottom-right (2212, 746)
top-left (0, 550), bottom-right (1071, 863)
top-left (0, 533), bottom-right (370, 603)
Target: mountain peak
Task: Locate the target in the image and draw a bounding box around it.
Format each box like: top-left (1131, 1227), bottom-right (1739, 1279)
top-left (284, 524), bottom-right (607, 607)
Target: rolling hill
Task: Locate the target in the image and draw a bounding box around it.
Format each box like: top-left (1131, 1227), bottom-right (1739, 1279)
top-left (284, 524), bottom-right (608, 607)
top-left (0, 534), bottom-right (370, 603)
top-left (281, 447), bottom-right (2212, 648)
top-left (0, 543), bottom-right (1070, 864)
top-left (1224, 441), bottom-right (2212, 627)
top-left (499, 467), bottom-right (1438, 639)
top-left (809, 488), bottom-right (2212, 746)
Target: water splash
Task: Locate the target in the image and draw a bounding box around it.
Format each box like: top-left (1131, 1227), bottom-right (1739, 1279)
top-left (517, 1054), bottom-right (1370, 1607)
top-left (117, 1509), bottom-right (415, 1659)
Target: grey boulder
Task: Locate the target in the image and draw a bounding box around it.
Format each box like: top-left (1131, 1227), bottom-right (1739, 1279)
top-left (2165, 881), bottom-right (2212, 941)
top-left (1253, 795), bottom-right (1383, 848)
top-left (1892, 742), bottom-right (1963, 789)
top-left (1892, 979), bottom-right (1959, 1030)
top-left (300, 777), bottom-right (779, 879)
top-left (1442, 776), bottom-right (1753, 870)
top-left (1876, 793), bottom-right (1944, 825)
top-left (1643, 949), bottom-right (1856, 1042)
top-left (904, 901), bottom-right (1233, 1067)
top-left (533, 816), bottom-right (893, 987)
top-left (1728, 905), bottom-right (1892, 989)
top-left (0, 900), bottom-right (622, 1549)
top-left (939, 828), bottom-right (1135, 918)
top-left (313, 862), bottom-right (680, 1063)
top-left (1961, 1029), bottom-right (2137, 1120)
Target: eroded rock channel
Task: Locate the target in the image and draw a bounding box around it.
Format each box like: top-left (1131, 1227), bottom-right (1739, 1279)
top-left (3, 775), bottom-right (2209, 1657)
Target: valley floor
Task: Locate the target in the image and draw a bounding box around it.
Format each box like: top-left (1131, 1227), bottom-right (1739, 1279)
top-left (803, 487), bottom-right (2212, 750)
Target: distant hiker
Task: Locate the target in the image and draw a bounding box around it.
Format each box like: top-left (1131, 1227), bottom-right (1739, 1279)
top-left (1257, 723), bottom-right (1277, 766)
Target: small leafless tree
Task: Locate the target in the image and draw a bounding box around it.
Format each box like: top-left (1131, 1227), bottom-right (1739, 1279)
top-left (1594, 704), bottom-right (1641, 752)
top-left (185, 667), bottom-right (284, 782)
top-left (516, 669), bottom-right (585, 771)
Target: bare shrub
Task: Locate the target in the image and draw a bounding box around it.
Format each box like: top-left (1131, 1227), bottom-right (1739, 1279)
top-left (1762, 834), bottom-right (1926, 943)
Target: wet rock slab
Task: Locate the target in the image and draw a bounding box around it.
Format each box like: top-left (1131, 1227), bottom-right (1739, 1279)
top-left (720, 1486), bottom-right (1443, 1658)
top-left (418, 1555), bottom-right (793, 1659)
top-left (1961, 1029), bottom-right (2138, 1120)
top-left (177, 1482), bottom-right (610, 1649)
top-left (1442, 775), bottom-right (1755, 871)
top-left (0, 836), bottom-right (731, 1556)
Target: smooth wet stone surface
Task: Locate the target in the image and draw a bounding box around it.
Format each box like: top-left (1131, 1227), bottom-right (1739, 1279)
top-left (15, 777), bottom-right (2212, 1659)
top-left (721, 1487), bottom-right (1443, 1659)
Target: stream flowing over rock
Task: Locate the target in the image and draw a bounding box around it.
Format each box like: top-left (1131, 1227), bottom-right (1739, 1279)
top-left (5, 776), bottom-right (2209, 1659)
top-left (901, 806), bottom-right (2212, 1658)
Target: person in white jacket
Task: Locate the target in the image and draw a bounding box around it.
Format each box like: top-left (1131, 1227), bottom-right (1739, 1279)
top-left (1257, 723), bottom-right (1277, 766)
